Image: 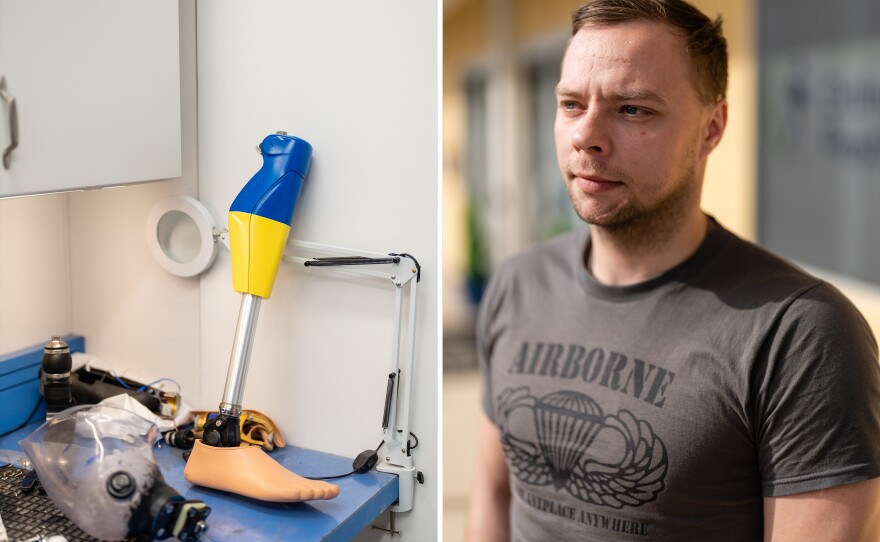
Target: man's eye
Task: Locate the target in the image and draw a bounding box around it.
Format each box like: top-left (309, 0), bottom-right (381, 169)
top-left (621, 105), bottom-right (647, 116)
top-left (562, 101), bottom-right (581, 111)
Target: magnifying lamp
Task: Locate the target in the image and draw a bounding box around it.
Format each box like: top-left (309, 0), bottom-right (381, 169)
top-left (145, 195), bottom-right (219, 277)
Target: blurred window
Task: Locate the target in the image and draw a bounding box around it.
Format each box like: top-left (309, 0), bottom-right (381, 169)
top-left (463, 45), bottom-right (579, 290)
top-left (759, 0), bottom-right (880, 283)
top-left (526, 56), bottom-right (581, 242)
top-left (464, 73), bottom-right (490, 302)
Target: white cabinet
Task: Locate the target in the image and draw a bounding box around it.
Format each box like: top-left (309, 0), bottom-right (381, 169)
top-left (0, 0), bottom-right (181, 198)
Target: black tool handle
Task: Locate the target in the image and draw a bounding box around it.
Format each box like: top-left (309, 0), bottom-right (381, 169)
top-left (382, 372), bottom-right (396, 429)
top-left (304, 256), bottom-right (400, 267)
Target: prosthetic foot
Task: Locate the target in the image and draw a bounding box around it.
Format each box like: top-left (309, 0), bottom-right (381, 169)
top-left (184, 441), bottom-right (339, 502)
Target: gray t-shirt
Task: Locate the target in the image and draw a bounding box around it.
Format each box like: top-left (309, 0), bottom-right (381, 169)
top-left (477, 219), bottom-right (880, 541)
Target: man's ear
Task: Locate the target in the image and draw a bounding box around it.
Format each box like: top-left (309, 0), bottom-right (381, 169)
top-left (700, 99), bottom-right (727, 159)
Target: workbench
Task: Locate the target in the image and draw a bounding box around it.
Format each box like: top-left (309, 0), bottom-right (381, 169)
top-left (0, 339), bottom-right (399, 541)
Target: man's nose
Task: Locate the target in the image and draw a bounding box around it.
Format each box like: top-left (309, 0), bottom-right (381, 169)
top-left (571, 109), bottom-right (610, 156)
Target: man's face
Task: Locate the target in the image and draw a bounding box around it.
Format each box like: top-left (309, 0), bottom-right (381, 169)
top-left (554, 21), bottom-right (724, 230)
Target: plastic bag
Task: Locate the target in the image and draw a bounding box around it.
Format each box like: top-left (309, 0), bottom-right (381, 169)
top-left (19, 405), bottom-right (208, 541)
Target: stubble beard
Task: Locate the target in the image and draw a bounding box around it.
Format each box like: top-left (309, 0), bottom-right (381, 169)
top-left (567, 148), bottom-right (702, 251)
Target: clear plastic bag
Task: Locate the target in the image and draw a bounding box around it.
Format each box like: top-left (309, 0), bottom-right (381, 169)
top-left (19, 405), bottom-right (162, 541)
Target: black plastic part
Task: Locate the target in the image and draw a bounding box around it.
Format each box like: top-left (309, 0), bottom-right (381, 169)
top-left (176, 504), bottom-right (211, 541)
top-left (127, 468), bottom-right (182, 538)
top-left (71, 369), bottom-right (161, 413)
top-left (407, 432), bottom-right (419, 456)
top-left (382, 373), bottom-right (396, 429)
top-left (107, 471), bottom-right (136, 499)
top-left (166, 429), bottom-right (196, 450)
top-left (41, 340), bottom-right (74, 415)
top-left (353, 450), bottom-right (379, 474)
top-left (201, 415), bottom-right (241, 448)
top-left (305, 256), bottom-right (400, 267)
top-left (202, 430), bottom-right (220, 447)
top-left (417, 471), bottom-right (425, 484)
top-left (41, 345), bottom-right (72, 375)
top-left (125, 469), bottom-right (211, 541)
top-left (41, 376), bottom-right (73, 415)
top-left (20, 469), bottom-right (39, 493)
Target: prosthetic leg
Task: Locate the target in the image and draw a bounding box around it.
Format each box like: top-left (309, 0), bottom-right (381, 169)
top-left (184, 132), bottom-right (339, 502)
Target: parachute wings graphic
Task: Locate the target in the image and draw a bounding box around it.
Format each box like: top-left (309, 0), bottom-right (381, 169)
top-left (496, 386), bottom-right (668, 509)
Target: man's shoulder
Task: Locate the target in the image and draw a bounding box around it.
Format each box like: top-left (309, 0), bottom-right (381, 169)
top-left (480, 230), bottom-right (585, 311)
top-left (710, 226), bottom-right (864, 321)
top-left (710, 226), bottom-right (822, 291)
top-left (496, 229), bottom-right (584, 278)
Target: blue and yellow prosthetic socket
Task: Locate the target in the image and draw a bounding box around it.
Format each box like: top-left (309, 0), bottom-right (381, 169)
top-left (229, 133), bottom-right (312, 298)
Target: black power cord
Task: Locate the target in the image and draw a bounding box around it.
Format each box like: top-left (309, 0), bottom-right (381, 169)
top-left (305, 439), bottom-right (384, 481)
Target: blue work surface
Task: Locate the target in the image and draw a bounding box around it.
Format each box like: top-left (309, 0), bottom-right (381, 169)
top-left (0, 337), bottom-right (398, 541)
top-left (0, 423), bottom-right (398, 541)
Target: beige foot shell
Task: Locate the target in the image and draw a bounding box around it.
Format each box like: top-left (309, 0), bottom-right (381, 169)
top-left (184, 441), bottom-right (340, 502)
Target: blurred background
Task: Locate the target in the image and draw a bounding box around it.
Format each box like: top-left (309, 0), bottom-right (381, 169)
top-left (442, 0), bottom-right (880, 539)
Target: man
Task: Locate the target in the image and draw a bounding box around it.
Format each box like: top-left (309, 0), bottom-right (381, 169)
top-left (468, 1), bottom-right (880, 540)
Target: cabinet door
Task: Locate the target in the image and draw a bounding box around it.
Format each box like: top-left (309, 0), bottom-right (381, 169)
top-left (0, 0), bottom-right (181, 197)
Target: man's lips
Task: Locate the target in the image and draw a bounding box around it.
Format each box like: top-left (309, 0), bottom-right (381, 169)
top-left (572, 174), bottom-right (622, 194)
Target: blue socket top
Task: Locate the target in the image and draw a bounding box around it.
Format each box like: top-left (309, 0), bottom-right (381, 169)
top-left (230, 133), bottom-right (312, 225)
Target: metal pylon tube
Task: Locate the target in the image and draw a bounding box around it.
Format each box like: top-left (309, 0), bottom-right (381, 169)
top-left (219, 293), bottom-right (262, 417)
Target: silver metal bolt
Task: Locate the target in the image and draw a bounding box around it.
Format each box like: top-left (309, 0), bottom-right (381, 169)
top-left (276, 130), bottom-right (288, 135)
top-left (255, 144), bottom-right (261, 154)
top-left (412, 268), bottom-right (417, 273)
top-left (401, 448), bottom-right (406, 453)
top-left (394, 281), bottom-right (402, 287)
top-left (385, 456), bottom-right (391, 462)
top-left (390, 274), bottom-right (396, 280)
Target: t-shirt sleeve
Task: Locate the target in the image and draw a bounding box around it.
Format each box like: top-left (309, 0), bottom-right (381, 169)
top-left (476, 264), bottom-right (510, 425)
top-left (756, 283), bottom-right (880, 497)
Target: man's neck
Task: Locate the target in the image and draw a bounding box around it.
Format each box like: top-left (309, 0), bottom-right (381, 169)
top-left (587, 209), bottom-right (708, 286)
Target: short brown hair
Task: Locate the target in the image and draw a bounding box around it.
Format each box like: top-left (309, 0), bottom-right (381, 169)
top-left (571, 0), bottom-right (727, 104)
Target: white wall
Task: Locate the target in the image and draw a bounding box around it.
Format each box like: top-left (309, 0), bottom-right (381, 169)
top-left (0, 193), bottom-right (71, 352)
top-left (195, 3), bottom-right (439, 539)
top-left (67, 0), bottom-right (201, 398)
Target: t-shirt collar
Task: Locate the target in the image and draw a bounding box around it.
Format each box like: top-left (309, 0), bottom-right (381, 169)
top-left (574, 216), bottom-right (730, 301)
